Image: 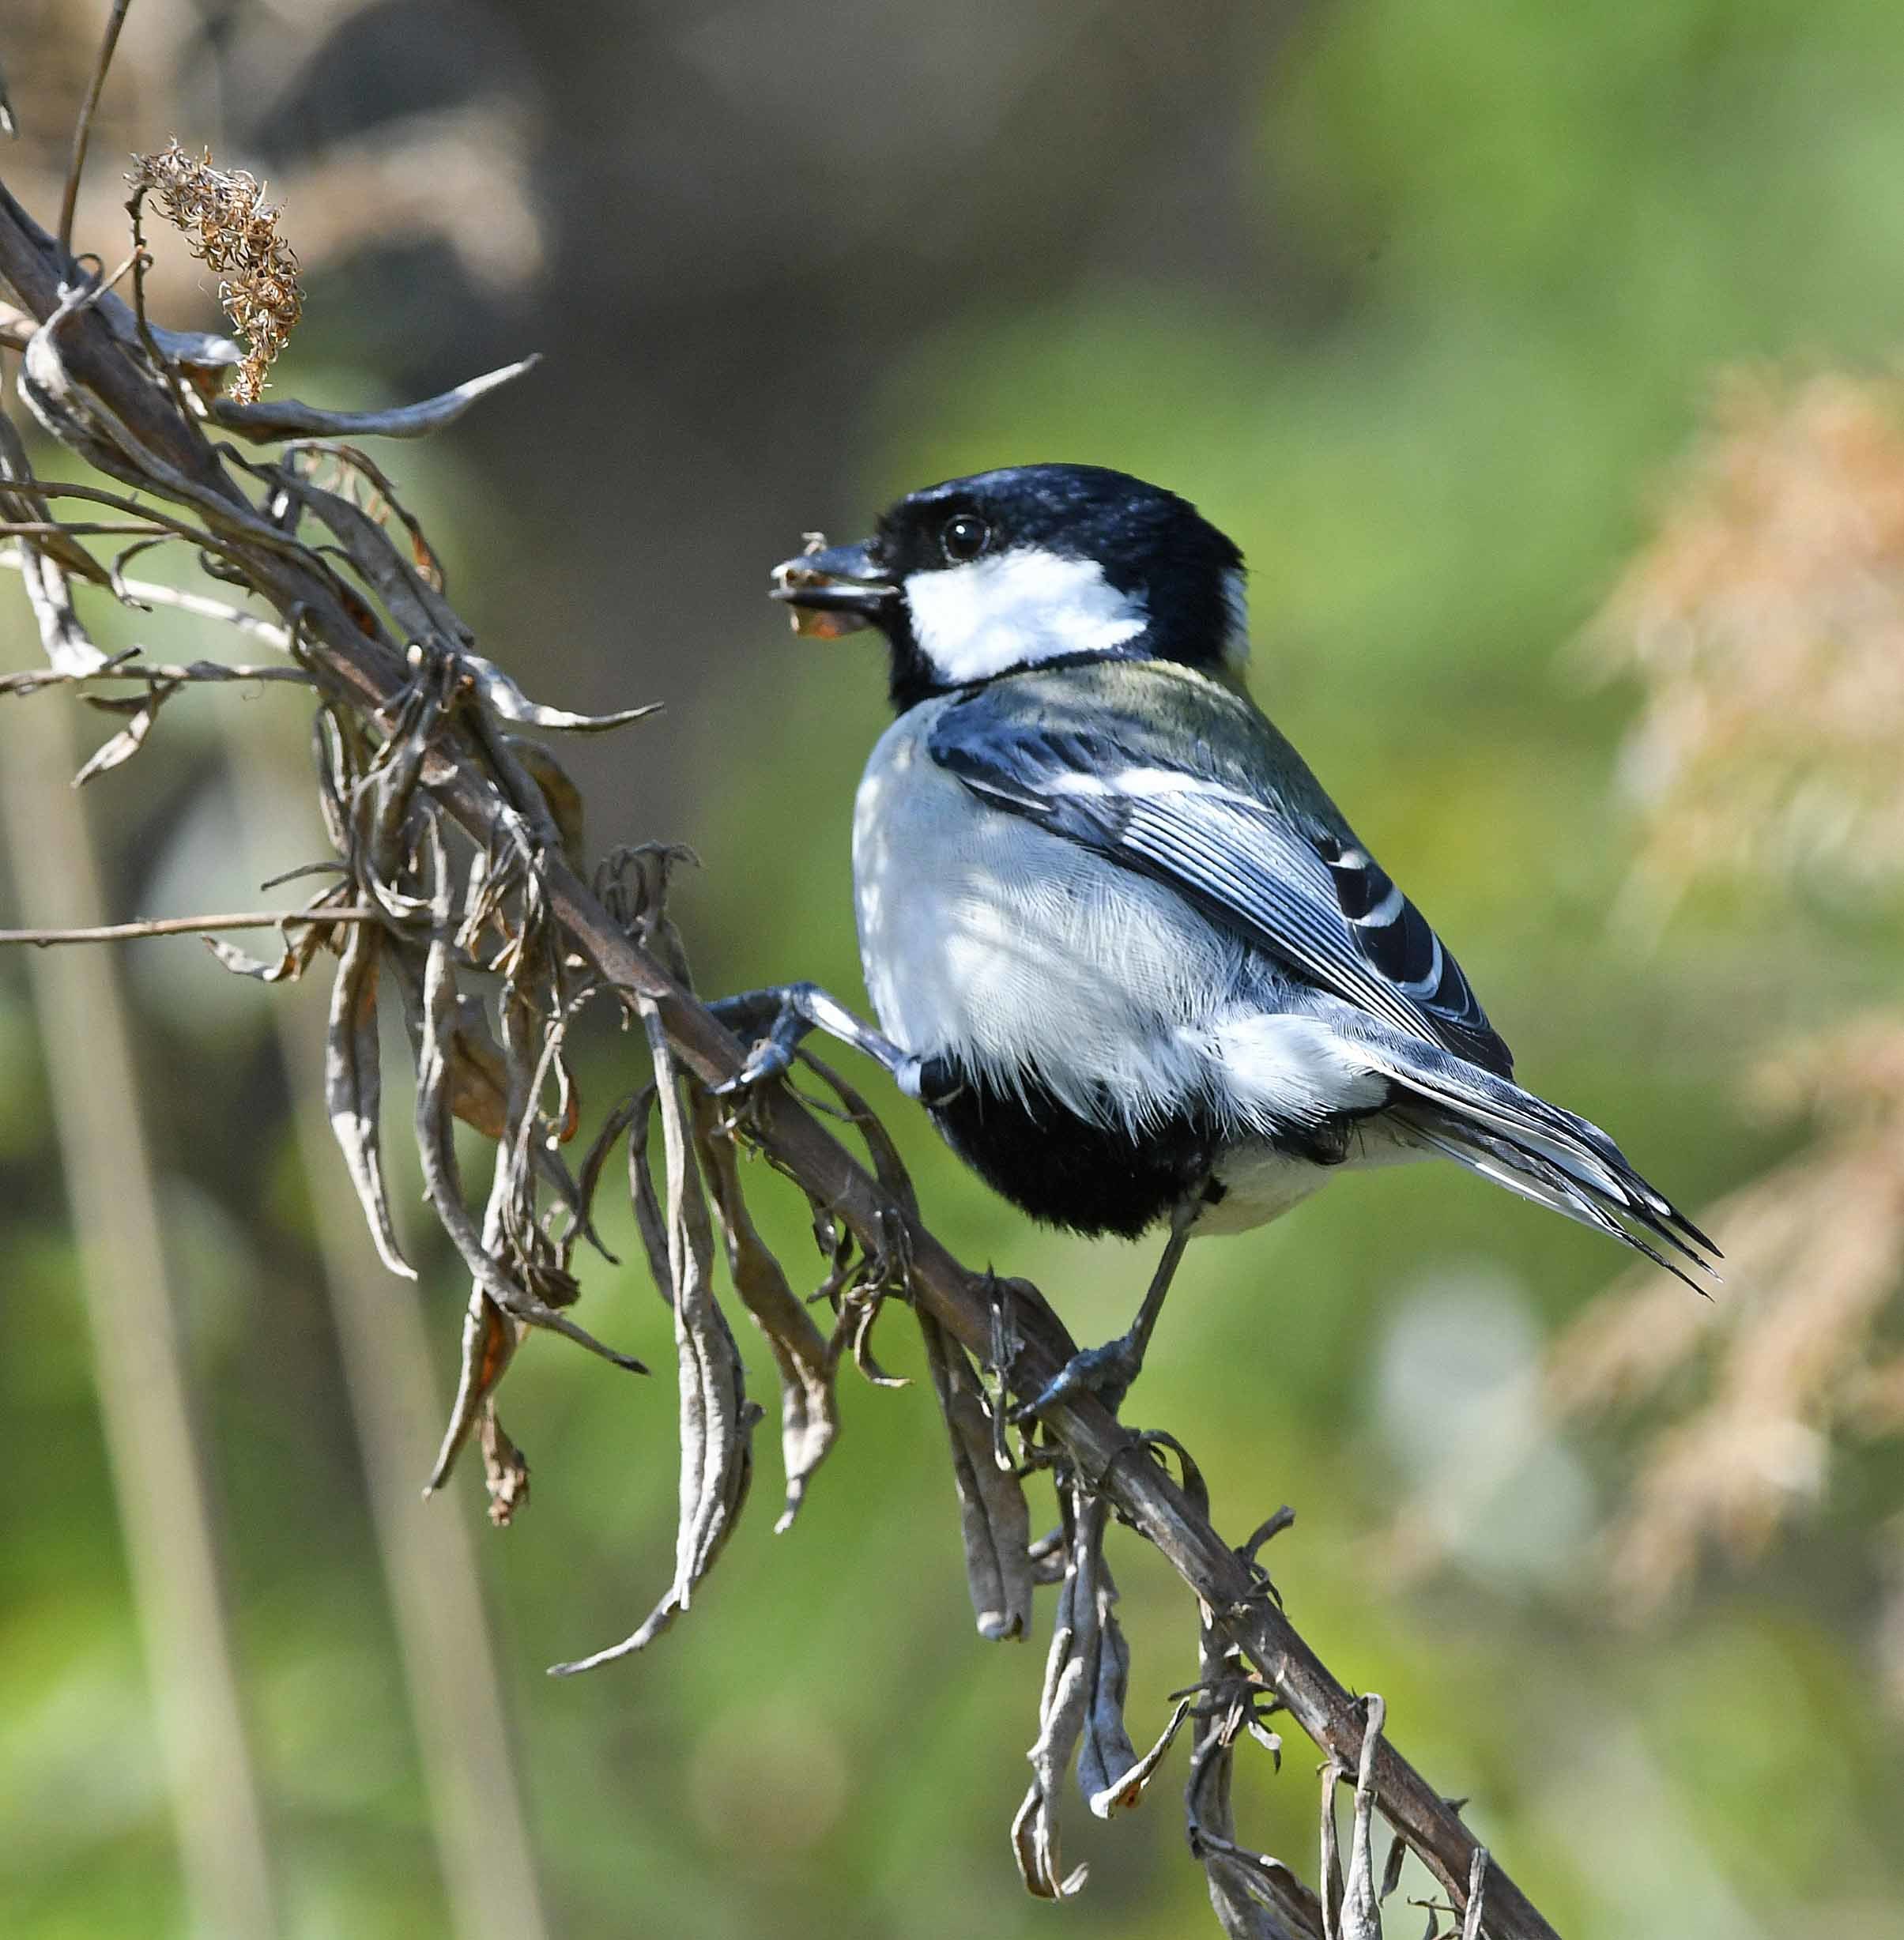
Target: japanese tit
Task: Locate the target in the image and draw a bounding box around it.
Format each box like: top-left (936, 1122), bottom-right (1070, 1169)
top-left (718, 463), bottom-right (1714, 1411)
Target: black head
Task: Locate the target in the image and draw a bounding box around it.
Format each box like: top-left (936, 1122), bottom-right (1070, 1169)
top-left (770, 463), bottom-right (1248, 712)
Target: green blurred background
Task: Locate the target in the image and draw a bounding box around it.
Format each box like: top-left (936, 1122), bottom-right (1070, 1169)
top-left (3, 2), bottom-right (1902, 1934)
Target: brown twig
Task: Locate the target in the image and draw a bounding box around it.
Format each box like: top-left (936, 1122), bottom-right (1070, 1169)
top-left (58, 1), bottom-right (134, 255)
top-left (0, 907), bottom-right (382, 945)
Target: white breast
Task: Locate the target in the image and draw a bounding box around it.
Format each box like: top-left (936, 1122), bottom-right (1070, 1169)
top-left (853, 698), bottom-right (1242, 1130)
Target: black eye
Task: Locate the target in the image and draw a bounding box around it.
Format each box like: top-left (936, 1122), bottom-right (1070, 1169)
top-left (940, 512), bottom-right (990, 563)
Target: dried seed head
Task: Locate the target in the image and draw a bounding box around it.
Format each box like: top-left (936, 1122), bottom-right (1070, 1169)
top-left (129, 140), bottom-right (304, 405)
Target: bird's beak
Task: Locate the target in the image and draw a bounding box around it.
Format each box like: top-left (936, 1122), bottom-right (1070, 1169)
top-left (769, 537), bottom-right (899, 638)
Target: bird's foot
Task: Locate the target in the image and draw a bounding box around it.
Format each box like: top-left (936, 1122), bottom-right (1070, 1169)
top-left (711, 1034), bottom-right (794, 1098)
top-left (706, 984), bottom-right (958, 1104)
top-left (1009, 1330), bottom-right (1144, 1423)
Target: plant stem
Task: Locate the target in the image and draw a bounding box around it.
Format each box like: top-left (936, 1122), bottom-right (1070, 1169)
top-left (0, 692), bottom-right (278, 1938)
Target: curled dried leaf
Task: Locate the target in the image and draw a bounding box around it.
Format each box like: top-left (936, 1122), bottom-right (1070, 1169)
top-left (425, 1290), bottom-right (518, 1494)
top-left (918, 1311), bottom-right (1032, 1641)
top-left (798, 1050), bottom-right (920, 1227)
top-left (200, 898), bottom-right (349, 985)
top-left (211, 356), bottom-right (542, 443)
top-left (550, 1015), bottom-right (757, 1674)
top-left (0, 415), bottom-right (108, 672)
top-left (1013, 1486), bottom-right (1160, 1898)
top-left (444, 993), bottom-right (511, 1140)
top-left (1091, 1697), bottom-right (1192, 1820)
top-left (1014, 1565), bottom-right (1092, 1895)
top-left (837, 1276), bottom-right (907, 1388)
top-left (295, 473), bottom-right (458, 648)
top-left (203, 935), bottom-right (295, 981)
top-left (412, 921), bottom-right (639, 1371)
top-left (479, 1401), bottom-right (531, 1528)
top-left (1028, 1524), bottom-right (1069, 1587)
top-left (71, 677), bottom-right (176, 783)
top-left (349, 657), bottom-right (454, 921)
top-left (694, 1096), bottom-right (840, 1533)
top-left (505, 735), bottom-right (587, 864)
top-left (1072, 1505), bottom-right (1139, 1814)
top-left (466, 650), bottom-right (660, 734)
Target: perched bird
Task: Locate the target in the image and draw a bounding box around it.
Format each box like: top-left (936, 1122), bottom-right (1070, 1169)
top-left (713, 463), bottom-right (1715, 1413)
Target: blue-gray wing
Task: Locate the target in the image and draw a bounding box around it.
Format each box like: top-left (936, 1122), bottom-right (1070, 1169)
top-left (927, 690), bottom-right (1515, 1078)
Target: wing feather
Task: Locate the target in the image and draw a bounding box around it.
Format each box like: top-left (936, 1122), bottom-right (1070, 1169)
top-left (930, 686), bottom-right (1515, 1076)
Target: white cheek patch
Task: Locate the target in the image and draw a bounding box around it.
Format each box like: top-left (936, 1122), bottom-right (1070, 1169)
top-left (904, 547), bottom-right (1148, 685)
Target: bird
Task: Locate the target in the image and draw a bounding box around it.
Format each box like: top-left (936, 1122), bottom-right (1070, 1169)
top-left (710, 462), bottom-right (1717, 1416)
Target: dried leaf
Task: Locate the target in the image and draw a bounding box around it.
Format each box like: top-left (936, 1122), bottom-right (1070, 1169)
top-left (1028, 1525), bottom-right (1069, 1586)
top-left (1337, 1696), bottom-right (1386, 1940)
top-left (211, 356), bottom-right (542, 443)
top-left (323, 918), bottom-right (413, 1278)
top-left (799, 1051), bottom-right (921, 1226)
top-left (199, 902), bottom-right (343, 985)
top-left (445, 995), bottom-right (511, 1140)
top-left (412, 921), bottom-right (639, 1371)
top-left (71, 679), bottom-right (175, 784)
top-left (1012, 1487), bottom-right (1152, 1899)
top-left (0, 415), bottom-right (108, 672)
top-left (314, 709), bottom-right (356, 857)
top-left (571, 1090), bottom-right (644, 1261)
top-left (838, 1278), bottom-right (907, 1388)
top-left (294, 473), bottom-right (460, 646)
top-left (350, 657), bottom-right (454, 922)
top-left (505, 735), bottom-right (587, 863)
top-left (1379, 1833), bottom-right (1408, 1908)
top-left (465, 650), bottom-right (660, 733)
top-left (1090, 1697), bottom-right (1192, 1819)
top-left (424, 1290), bottom-right (518, 1494)
top-left (549, 1017), bottom-right (759, 1674)
top-left (918, 1310), bottom-right (1032, 1640)
top-left (304, 443), bottom-right (452, 592)
top-left (694, 1098), bottom-right (841, 1532)
top-left (203, 935), bottom-right (294, 981)
top-left (1072, 1505), bottom-right (1141, 1813)
top-left (479, 1400), bottom-right (530, 1527)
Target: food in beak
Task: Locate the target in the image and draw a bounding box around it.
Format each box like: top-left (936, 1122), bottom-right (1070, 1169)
top-left (773, 534), bottom-right (875, 638)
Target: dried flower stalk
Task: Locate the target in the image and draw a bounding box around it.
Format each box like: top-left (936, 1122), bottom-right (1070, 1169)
top-left (129, 140), bottom-right (302, 402)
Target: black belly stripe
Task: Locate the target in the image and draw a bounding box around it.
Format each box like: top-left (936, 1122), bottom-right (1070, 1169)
top-left (926, 1068), bottom-right (1360, 1241)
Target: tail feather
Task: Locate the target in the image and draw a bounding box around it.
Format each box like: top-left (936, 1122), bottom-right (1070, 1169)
top-left (1351, 1027), bottom-right (1721, 1287)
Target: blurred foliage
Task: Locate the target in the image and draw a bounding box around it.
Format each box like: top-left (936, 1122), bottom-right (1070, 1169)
top-left (5, 2), bottom-right (1904, 1938)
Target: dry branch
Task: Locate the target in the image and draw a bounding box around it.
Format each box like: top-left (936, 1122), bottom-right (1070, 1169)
top-left (0, 141), bottom-right (1555, 1940)
top-left (0, 906), bottom-right (379, 945)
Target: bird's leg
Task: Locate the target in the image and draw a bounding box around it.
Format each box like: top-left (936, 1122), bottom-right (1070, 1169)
top-left (1009, 1197), bottom-right (1201, 1422)
top-left (707, 981), bottom-right (962, 1103)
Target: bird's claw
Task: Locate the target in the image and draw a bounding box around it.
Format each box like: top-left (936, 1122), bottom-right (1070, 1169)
top-left (1009, 1331), bottom-right (1144, 1423)
top-left (711, 1039), bottom-right (793, 1098)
